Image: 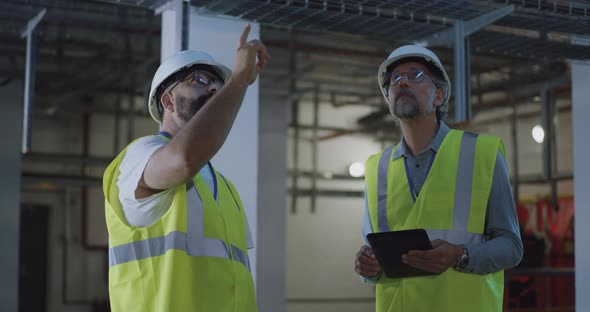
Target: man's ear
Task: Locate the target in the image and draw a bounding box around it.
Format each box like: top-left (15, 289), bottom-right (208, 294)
top-left (160, 92), bottom-right (174, 113)
top-left (433, 86), bottom-right (444, 108)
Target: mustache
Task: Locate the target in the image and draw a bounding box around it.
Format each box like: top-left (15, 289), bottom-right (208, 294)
top-left (395, 89), bottom-right (416, 102)
top-left (194, 93), bottom-right (214, 111)
top-left (184, 93), bottom-right (215, 118)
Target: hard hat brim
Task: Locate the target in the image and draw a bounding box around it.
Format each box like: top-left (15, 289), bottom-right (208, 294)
top-left (148, 59), bottom-right (232, 124)
top-left (377, 50), bottom-right (451, 109)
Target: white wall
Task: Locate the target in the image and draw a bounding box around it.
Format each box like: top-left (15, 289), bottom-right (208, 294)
top-left (286, 196), bottom-right (375, 295)
top-left (571, 61), bottom-right (590, 312)
top-left (287, 99), bottom-right (382, 312)
top-left (188, 12), bottom-right (262, 289)
top-left (257, 56), bottom-right (289, 311)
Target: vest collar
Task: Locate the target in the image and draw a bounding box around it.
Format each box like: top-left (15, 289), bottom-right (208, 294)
top-left (393, 121), bottom-right (451, 160)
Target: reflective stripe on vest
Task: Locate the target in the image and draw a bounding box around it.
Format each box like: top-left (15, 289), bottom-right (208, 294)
top-left (108, 182), bottom-right (250, 270)
top-left (377, 144), bottom-right (395, 232)
top-left (376, 132), bottom-right (482, 242)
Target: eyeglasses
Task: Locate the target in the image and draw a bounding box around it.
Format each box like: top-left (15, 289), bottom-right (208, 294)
top-left (164, 70), bottom-right (224, 94)
top-left (158, 69), bottom-right (224, 117)
top-left (387, 69), bottom-right (431, 86)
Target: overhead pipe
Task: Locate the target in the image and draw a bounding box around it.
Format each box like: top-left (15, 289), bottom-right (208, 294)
top-left (510, 92), bottom-right (520, 202)
top-left (114, 96), bottom-right (121, 155)
top-left (289, 28), bottom-right (299, 214)
top-left (311, 84), bottom-right (319, 213)
top-left (541, 88), bottom-right (559, 212)
top-left (81, 105), bottom-right (105, 251)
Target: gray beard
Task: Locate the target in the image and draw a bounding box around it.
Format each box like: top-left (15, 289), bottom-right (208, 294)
top-left (393, 92), bottom-right (422, 120)
top-left (393, 90), bottom-right (435, 120)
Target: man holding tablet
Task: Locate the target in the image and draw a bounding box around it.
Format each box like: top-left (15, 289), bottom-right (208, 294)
top-left (354, 45), bottom-right (523, 312)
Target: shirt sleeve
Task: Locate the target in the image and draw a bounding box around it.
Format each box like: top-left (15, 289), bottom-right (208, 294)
top-left (462, 151), bottom-right (524, 274)
top-left (117, 136), bottom-right (175, 227)
top-left (361, 187), bottom-right (373, 245)
top-left (360, 187), bottom-right (382, 284)
top-left (245, 213), bottom-right (255, 249)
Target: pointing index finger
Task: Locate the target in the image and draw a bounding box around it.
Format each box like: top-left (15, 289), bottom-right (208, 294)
top-left (239, 23), bottom-right (251, 47)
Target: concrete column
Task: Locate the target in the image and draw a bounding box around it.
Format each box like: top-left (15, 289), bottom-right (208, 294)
top-left (571, 60), bottom-right (590, 311)
top-left (188, 12), bottom-right (260, 283)
top-left (187, 11), bottom-right (286, 312)
top-left (256, 77), bottom-right (287, 312)
top-left (160, 0), bottom-right (183, 61)
top-left (0, 81), bottom-right (23, 311)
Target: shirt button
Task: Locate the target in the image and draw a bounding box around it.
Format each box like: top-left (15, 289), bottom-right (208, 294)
top-left (415, 164), bottom-right (420, 168)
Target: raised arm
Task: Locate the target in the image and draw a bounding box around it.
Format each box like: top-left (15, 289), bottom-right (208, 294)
top-left (138, 24), bottom-right (270, 197)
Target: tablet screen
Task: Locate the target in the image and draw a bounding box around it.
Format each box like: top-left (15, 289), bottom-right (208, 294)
top-left (366, 229), bottom-right (438, 278)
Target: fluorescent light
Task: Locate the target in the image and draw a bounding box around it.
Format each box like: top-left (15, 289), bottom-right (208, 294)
top-left (532, 125), bottom-right (545, 144)
top-left (349, 162), bottom-right (365, 178)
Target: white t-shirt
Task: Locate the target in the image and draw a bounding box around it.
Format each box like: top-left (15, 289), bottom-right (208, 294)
top-left (117, 135), bottom-right (254, 249)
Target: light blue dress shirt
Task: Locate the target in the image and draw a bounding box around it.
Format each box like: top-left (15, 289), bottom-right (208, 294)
top-left (361, 122), bottom-right (523, 277)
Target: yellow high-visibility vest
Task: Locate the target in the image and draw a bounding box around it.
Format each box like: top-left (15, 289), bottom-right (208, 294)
top-left (365, 130), bottom-right (505, 312)
top-left (104, 137), bottom-right (257, 312)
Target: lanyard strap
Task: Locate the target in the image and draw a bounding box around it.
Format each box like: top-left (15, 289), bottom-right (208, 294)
top-left (158, 131), bottom-right (172, 139)
top-left (207, 162), bottom-right (218, 200)
top-left (403, 152), bottom-right (436, 202)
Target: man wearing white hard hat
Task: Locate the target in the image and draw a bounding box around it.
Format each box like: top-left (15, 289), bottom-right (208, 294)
top-left (354, 45), bottom-right (523, 312)
top-left (103, 24), bottom-right (269, 312)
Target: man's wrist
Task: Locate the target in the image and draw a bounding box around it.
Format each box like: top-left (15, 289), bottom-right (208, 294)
top-left (454, 245), bottom-right (469, 271)
top-left (227, 74), bottom-right (251, 89)
top-left (454, 245), bottom-right (465, 266)
top-left (365, 270), bottom-right (381, 278)
top-left (361, 271), bottom-right (382, 284)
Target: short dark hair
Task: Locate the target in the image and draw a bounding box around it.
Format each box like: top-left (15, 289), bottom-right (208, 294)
top-left (155, 64), bottom-right (222, 118)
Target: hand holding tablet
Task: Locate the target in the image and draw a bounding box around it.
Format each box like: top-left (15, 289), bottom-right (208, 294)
top-left (366, 229), bottom-right (439, 278)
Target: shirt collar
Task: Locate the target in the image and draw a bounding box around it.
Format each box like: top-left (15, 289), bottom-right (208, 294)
top-left (392, 121), bottom-right (450, 160)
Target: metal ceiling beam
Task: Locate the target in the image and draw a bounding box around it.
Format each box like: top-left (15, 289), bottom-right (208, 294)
top-left (93, 0), bottom-right (169, 10)
top-left (144, 0), bottom-right (590, 61)
top-left (0, 2), bottom-right (160, 36)
top-left (47, 55), bottom-right (158, 108)
top-left (416, 5), bottom-right (515, 47)
top-left (454, 20), bottom-right (471, 121)
top-left (202, 0), bottom-right (243, 15)
top-left (20, 8), bottom-right (46, 154)
top-left (413, 5), bottom-right (514, 122)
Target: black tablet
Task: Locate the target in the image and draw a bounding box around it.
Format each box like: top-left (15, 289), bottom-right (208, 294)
top-left (366, 229), bottom-right (438, 278)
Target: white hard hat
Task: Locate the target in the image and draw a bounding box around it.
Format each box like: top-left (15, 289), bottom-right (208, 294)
top-left (148, 50), bottom-right (232, 123)
top-left (377, 45), bottom-right (451, 112)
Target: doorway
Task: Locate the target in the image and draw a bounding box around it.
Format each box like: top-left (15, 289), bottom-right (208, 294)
top-left (18, 205), bottom-right (49, 312)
